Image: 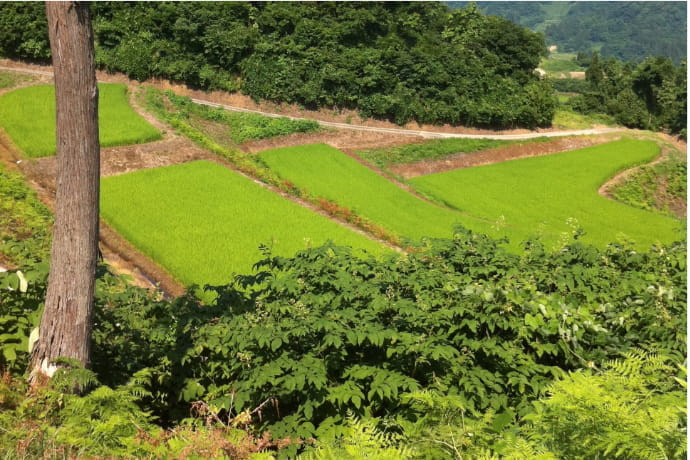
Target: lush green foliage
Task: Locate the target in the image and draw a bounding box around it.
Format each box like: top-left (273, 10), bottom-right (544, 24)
top-left (165, 92), bottom-right (321, 144)
top-left (455, 1), bottom-right (560, 31)
top-left (355, 138), bottom-right (514, 169)
top-left (0, 165), bottom-right (51, 373)
top-left (1, 221), bottom-right (685, 457)
top-left (0, 164), bottom-right (52, 268)
top-left (411, 139), bottom-right (683, 249)
top-left (465, 1), bottom-right (687, 63)
top-left (550, 107), bottom-right (617, 130)
top-left (259, 144), bottom-right (497, 242)
top-left (85, 230), bottom-right (686, 440)
top-left (100, 160), bottom-right (383, 287)
top-left (523, 350), bottom-right (686, 459)
top-left (0, 83), bottom-right (161, 157)
top-left (550, 76), bottom-right (590, 94)
top-left (0, 2), bottom-right (555, 129)
top-left (545, 2), bottom-right (687, 64)
top-left (567, 53), bottom-right (687, 134)
top-left (0, 365), bottom-right (289, 459)
top-left (0, 269), bottom-right (45, 373)
top-left (0, 2), bottom-right (49, 61)
top-left (611, 153), bottom-right (687, 217)
top-left (299, 415), bottom-right (410, 460)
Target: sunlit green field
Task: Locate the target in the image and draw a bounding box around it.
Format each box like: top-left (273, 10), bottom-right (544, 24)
top-left (0, 83), bottom-right (161, 157)
top-left (540, 52), bottom-right (584, 73)
top-left (410, 139), bottom-right (683, 249)
top-left (259, 144), bottom-right (495, 241)
top-left (100, 160), bottom-right (383, 286)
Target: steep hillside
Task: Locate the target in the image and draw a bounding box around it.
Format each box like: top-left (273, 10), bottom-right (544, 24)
top-left (451, 1), bottom-right (687, 63)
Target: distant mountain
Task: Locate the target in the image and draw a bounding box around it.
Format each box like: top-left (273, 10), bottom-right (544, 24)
top-left (448, 2), bottom-right (687, 63)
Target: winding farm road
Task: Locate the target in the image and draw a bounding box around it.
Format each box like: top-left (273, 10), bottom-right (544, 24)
top-left (0, 64), bottom-right (624, 140)
top-left (188, 98), bottom-right (624, 140)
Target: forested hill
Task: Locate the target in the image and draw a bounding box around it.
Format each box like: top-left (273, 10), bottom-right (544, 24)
top-left (0, 2), bottom-right (555, 129)
top-left (450, 1), bottom-right (687, 64)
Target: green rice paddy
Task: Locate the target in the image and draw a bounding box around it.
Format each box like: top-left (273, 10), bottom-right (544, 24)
top-left (0, 83), bottom-right (161, 157)
top-left (258, 144), bottom-right (494, 241)
top-left (410, 139), bottom-right (683, 249)
top-left (100, 160), bottom-right (383, 287)
top-left (258, 141), bottom-right (682, 250)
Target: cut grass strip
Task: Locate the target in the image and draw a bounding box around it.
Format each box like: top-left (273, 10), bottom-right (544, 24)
top-left (410, 139), bottom-right (683, 249)
top-left (164, 91), bottom-right (321, 144)
top-left (0, 70), bottom-right (33, 89)
top-left (258, 144), bottom-right (497, 242)
top-left (100, 160), bottom-right (383, 287)
top-left (356, 137), bottom-right (551, 170)
top-left (0, 83), bottom-right (161, 157)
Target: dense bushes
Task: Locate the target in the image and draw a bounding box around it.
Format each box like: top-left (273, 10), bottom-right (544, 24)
top-left (0, 2), bottom-right (555, 129)
top-left (565, 53), bottom-right (687, 135)
top-left (1, 224), bottom-right (686, 457)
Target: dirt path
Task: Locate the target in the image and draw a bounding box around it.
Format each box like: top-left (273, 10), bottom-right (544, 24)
top-left (190, 97), bottom-right (624, 140)
top-left (0, 62), bottom-right (625, 140)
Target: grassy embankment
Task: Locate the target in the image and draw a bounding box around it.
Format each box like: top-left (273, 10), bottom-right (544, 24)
top-left (162, 91), bottom-right (322, 146)
top-left (0, 83), bottom-right (161, 157)
top-left (410, 139), bottom-right (683, 249)
top-left (611, 152), bottom-right (687, 217)
top-left (0, 71), bottom-right (34, 90)
top-left (357, 138), bottom-right (517, 170)
top-left (100, 160), bottom-right (384, 287)
top-left (551, 108), bottom-right (617, 130)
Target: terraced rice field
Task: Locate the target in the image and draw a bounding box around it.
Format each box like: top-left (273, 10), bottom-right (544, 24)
top-left (259, 144), bottom-right (496, 242)
top-left (0, 83), bottom-right (161, 157)
top-left (100, 160), bottom-right (383, 287)
top-left (410, 139), bottom-right (682, 249)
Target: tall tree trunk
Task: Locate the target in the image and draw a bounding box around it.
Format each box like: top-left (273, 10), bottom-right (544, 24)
top-left (30, 1), bottom-right (100, 378)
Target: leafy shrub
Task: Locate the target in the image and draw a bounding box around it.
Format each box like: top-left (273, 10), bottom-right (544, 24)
top-left (0, 366), bottom-right (292, 459)
top-left (86, 228), bottom-right (685, 443)
top-left (550, 77), bottom-right (590, 94)
top-left (299, 414), bottom-right (410, 460)
top-left (0, 269), bottom-right (45, 373)
top-left (0, 225), bottom-right (685, 457)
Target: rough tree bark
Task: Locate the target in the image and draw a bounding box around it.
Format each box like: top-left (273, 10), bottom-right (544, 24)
top-left (30, 1), bottom-right (100, 378)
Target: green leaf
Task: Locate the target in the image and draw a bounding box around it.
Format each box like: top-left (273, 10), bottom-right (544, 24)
top-left (490, 409), bottom-right (515, 433)
top-left (271, 337), bottom-right (282, 351)
top-left (2, 346), bottom-right (16, 362)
